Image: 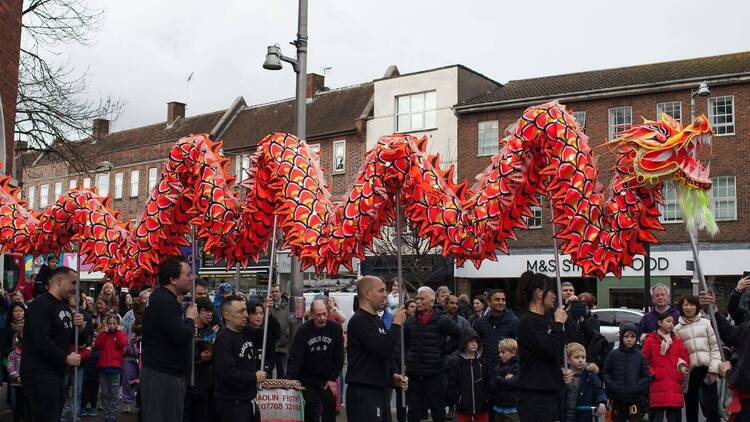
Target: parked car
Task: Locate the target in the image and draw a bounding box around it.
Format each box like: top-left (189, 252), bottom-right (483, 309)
top-left (590, 308), bottom-right (645, 344)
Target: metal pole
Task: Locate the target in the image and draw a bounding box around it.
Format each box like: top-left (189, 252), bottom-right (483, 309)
top-left (73, 247), bottom-right (81, 418)
top-left (260, 215), bottom-right (280, 372)
top-left (395, 192), bottom-right (406, 405)
top-left (236, 157), bottom-right (243, 293)
top-left (688, 231), bottom-right (725, 360)
top-left (289, 0), bottom-right (308, 343)
top-left (644, 243), bottom-right (651, 312)
top-left (549, 200), bottom-right (568, 368)
top-left (190, 225), bottom-right (197, 386)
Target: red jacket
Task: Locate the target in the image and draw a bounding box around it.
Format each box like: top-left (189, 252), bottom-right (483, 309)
top-left (94, 329), bottom-right (128, 369)
top-left (642, 331), bottom-right (690, 408)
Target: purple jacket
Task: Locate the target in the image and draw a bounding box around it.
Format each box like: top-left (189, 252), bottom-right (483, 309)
top-left (637, 304), bottom-right (680, 336)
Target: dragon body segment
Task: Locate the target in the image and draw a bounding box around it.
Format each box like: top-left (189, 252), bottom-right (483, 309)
top-left (0, 102), bottom-right (714, 286)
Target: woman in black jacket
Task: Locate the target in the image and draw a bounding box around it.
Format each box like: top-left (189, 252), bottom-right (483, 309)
top-left (514, 271), bottom-right (570, 422)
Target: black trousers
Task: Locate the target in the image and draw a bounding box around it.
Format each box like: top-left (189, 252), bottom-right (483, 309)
top-left (517, 390), bottom-right (558, 422)
top-left (650, 407), bottom-right (682, 422)
top-left (272, 352), bottom-right (287, 379)
top-left (684, 366), bottom-right (720, 422)
top-left (406, 372), bottom-right (447, 422)
top-left (183, 388), bottom-right (213, 422)
top-left (346, 384), bottom-right (389, 422)
top-left (611, 400), bottom-right (643, 422)
top-left (23, 371), bottom-right (65, 422)
top-left (215, 399), bottom-right (260, 422)
top-left (302, 385), bottom-right (336, 422)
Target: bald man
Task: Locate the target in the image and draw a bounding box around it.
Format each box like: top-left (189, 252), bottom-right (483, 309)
top-left (346, 276), bottom-right (408, 421)
top-left (287, 299), bottom-right (344, 422)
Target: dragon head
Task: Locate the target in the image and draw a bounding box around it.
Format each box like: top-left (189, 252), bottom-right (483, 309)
top-left (612, 113), bottom-right (717, 234)
top-left (618, 113), bottom-right (713, 190)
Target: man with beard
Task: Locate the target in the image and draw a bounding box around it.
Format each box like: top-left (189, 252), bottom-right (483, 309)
top-left (214, 295), bottom-right (275, 422)
top-left (287, 299), bottom-right (344, 422)
top-left (141, 255), bottom-right (199, 422)
top-left (21, 266), bottom-right (87, 422)
top-left (346, 276), bottom-right (408, 421)
top-left (473, 289), bottom-right (518, 371)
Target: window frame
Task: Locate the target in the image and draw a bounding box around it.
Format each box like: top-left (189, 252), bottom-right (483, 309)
top-left (27, 186), bottom-right (35, 209)
top-left (39, 184), bottom-right (49, 208)
top-left (573, 111), bottom-right (586, 128)
top-left (659, 180), bottom-right (683, 223)
top-left (130, 170), bottom-right (139, 198)
top-left (395, 90), bottom-right (437, 133)
top-left (96, 172), bottom-right (110, 197)
top-left (608, 106), bottom-right (633, 140)
top-left (54, 182), bottom-right (62, 200)
top-left (148, 167), bottom-right (158, 193)
top-left (708, 95), bottom-right (735, 136)
top-left (332, 140), bottom-right (346, 173)
top-left (477, 120), bottom-right (499, 157)
top-left (235, 154), bottom-right (251, 184)
top-left (114, 172), bottom-right (123, 199)
top-left (69, 179), bottom-right (77, 190)
top-left (83, 177), bottom-right (91, 189)
top-left (710, 175), bottom-right (736, 221)
top-left (656, 101), bottom-right (682, 124)
top-left (524, 206), bottom-right (543, 229)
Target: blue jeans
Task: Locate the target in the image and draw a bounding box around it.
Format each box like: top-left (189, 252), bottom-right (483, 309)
top-left (99, 371), bottom-right (121, 422)
top-left (61, 367), bottom-right (85, 422)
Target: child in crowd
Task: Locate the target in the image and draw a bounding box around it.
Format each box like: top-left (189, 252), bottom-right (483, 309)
top-left (602, 322), bottom-right (650, 422)
top-left (7, 333), bottom-right (27, 422)
top-left (560, 342), bottom-right (607, 422)
top-left (94, 313), bottom-right (128, 422)
top-left (490, 338), bottom-right (520, 422)
top-left (448, 328), bottom-right (490, 422)
top-left (641, 312), bottom-right (690, 422)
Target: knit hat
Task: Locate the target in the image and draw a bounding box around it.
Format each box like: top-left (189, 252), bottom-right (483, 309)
top-left (619, 322), bottom-right (638, 344)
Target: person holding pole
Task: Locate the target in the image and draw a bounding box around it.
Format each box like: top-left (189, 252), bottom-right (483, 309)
top-left (514, 271), bottom-right (571, 422)
top-left (286, 298), bottom-right (344, 422)
top-left (214, 294), bottom-right (271, 422)
top-left (20, 266), bottom-right (87, 422)
top-left (141, 255), bottom-right (198, 422)
top-left (346, 275), bottom-right (408, 422)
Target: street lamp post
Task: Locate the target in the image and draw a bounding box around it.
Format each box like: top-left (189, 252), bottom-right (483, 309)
top-left (689, 81), bottom-right (710, 295)
top-left (263, 0), bottom-right (308, 340)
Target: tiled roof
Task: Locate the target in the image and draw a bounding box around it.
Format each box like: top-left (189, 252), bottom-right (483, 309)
top-left (220, 82), bottom-right (373, 150)
top-left (458, 51), bottom-right (750, 107)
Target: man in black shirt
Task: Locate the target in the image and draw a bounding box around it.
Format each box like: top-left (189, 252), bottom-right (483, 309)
top-left (214, 294), bottom-right (267, 422)
top-left (141, 255), bottom-right (198, 422)
top-left (21, 266), bottom-right (87, 422)
top-left (184, 297), bottom-right (218, 422)
top-left (346, 275), bottom-right (407, 422)
top-left (287, 298), bottom-right (344, 422)
top-left (33, 254), bottom-right (58, 297)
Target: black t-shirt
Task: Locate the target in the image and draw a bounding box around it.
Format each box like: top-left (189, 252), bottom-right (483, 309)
top-left (345, 309), bottom-right (400, 389)
top-left (213, 326), bottom-right (264, 401)
top-left (286, 319), bottom-right (344, 387)
top-left (21, 292), bottom-right (83, 376)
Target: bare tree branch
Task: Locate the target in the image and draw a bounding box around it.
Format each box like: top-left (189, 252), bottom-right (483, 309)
top-left (15, 0), bottom-right (124, 174)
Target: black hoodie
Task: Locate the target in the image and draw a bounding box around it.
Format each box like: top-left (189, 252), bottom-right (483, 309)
top-left (213, 325), bottom-right (271, 401)
top-left (515, 310), bottom-right (565, 393)
top-left (447, 329), bottom-right (489, 414)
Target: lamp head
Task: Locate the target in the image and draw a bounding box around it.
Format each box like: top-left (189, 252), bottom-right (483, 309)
top-left (695, 81), bottom-right (711, 97)
top-left (263, 45), bottom-right (283, 71)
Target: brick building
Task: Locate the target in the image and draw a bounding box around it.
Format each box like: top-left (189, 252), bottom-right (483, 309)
top-left (452, 51), bottom-right (750, 311)
top-left (18, 73), bottom-right (373, 292)
top-left (0, 0), bottom-right (22, 173)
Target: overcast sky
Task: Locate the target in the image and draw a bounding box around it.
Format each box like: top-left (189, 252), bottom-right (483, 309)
top-left (50, 0), bottom-right (750, 132)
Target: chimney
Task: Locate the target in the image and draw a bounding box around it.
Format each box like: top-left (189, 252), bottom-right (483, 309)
top-left (92, 118), bottom-right (110, 138)
top-left (167, 101), bottom-right (186, 124)
top-left (306, 73), bottom-right (325, 99)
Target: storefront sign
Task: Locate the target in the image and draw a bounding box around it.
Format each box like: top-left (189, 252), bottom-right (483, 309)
top-left (456, 247), bottom-right (750, 279)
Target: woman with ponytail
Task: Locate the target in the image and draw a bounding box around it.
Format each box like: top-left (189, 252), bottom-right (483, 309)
top-left (515, 271), bottom-right (572, 421)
